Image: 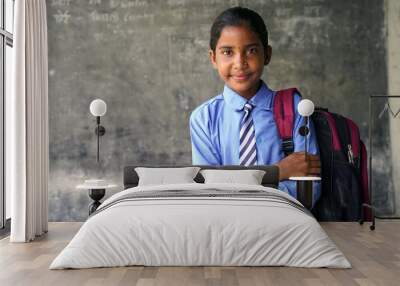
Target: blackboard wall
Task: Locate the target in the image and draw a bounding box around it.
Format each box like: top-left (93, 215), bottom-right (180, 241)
top-left (47, 0), bottom-right (387, 221)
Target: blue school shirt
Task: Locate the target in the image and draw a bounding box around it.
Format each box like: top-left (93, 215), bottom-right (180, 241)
top-left (189, 81), bottom-right (321, 205)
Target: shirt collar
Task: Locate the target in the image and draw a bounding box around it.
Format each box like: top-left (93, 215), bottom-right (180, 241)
top-left (223, 80), bottom-right (274, 111)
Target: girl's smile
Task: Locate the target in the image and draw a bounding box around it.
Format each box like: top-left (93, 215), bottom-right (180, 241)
top-left (209, 25), bottom-right (271, 100)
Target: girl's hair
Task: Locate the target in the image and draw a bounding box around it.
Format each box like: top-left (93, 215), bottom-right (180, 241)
top-left (209, 7), bottom-right (268, 52)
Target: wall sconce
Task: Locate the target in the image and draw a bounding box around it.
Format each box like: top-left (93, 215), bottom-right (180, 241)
top-left (89, 99), bottom-right (107, 163)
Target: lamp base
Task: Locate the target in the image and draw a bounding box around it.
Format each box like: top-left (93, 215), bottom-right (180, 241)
top-left (296, 181), bottom-right (313, 210)
top-left (88, 188), bottom-right (105, 215)
top-left (289, 177), bottom-right (321, 210)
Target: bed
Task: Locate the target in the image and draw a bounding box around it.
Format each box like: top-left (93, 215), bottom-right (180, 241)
top-left (50, 165), bottom-right (350, 269)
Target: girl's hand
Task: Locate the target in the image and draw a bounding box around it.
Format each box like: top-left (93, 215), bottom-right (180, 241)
top-left (275, 152), bottom-right (321, 181)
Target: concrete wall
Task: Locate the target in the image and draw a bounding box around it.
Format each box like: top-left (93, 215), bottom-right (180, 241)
top-left (47, 0), bottom-right (388, 221)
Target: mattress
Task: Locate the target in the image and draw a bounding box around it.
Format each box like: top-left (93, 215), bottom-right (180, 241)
top-left (50, 183), bottom-right (351, 269)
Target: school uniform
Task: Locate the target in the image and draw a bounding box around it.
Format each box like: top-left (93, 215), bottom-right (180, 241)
top-left (190, 81), bottom-right (321, 205)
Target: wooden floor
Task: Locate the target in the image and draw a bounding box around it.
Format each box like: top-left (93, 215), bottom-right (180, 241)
top-left (0, 221), bottom-right (399, 286)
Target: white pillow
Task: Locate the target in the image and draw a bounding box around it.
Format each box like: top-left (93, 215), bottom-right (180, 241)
top-left (135, 167), bottom-right (200, 186)
top-left (200, 169), bottom-right (266, 185)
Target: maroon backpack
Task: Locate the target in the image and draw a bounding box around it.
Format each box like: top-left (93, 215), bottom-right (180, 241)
top-left (273, 88), bottom-right (372, 222)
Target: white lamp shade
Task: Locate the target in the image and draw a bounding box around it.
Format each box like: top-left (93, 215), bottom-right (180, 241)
top-left (90, 99), bottom-right (107, 116)
top-left (297, 99), bottom-right (315, 117)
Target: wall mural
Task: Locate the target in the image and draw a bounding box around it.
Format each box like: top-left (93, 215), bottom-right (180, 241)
top-left (47, 0), bottom-right (387, 221)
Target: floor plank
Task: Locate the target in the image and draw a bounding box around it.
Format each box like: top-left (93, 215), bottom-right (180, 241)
top-left (0, 221), bottom-right (399, 286)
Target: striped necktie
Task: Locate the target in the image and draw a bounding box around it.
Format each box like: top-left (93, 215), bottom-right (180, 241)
top-left (239, 102), bottom-right (257, 166)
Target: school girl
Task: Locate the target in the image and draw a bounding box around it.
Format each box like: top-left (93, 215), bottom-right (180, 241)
top-left (189, 6), bottom-right (321, 204)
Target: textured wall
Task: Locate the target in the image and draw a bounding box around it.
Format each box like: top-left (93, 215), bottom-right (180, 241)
top-left (47, 0), bottom-right (387, 221)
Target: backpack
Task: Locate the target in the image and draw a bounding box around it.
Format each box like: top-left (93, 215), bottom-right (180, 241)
top-left (273, 88), bottom-right (372, 221)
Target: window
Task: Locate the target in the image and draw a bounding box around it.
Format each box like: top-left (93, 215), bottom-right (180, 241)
top-left (1, 0), bottom-right (14, 232)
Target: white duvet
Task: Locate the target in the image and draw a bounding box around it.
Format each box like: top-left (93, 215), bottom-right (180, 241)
top-left (50, 183), bottom-right (351, 269)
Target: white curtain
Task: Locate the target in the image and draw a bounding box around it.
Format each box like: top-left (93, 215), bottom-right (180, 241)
top-left (8, 0), bottom-right (49, 242)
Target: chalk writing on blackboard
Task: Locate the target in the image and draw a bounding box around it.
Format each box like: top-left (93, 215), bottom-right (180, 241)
top-left (53, 10), bottom-right (71, 24)
top-left (90, 10), bottom-right (119, 23)
top-left (89, 0), bottom-right (102, 5)
top-left (51, 0), bottom-right (71, 6)
top-left (304, 5), bottom-right (323, 17)
top-left (110, 0), bottom-right (148, 8)
top-left (123, 13), bottom-right (154, 22)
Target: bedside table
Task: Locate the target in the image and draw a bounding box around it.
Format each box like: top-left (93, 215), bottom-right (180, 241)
top-left (76, 180), bottom-right (118, 215)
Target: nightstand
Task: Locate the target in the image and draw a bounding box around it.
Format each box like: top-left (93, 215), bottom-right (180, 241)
top-left (76, 180), bottom-right (117, 215)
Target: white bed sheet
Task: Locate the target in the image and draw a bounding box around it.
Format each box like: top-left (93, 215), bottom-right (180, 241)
top-left (50, 183), bottom-right (350, 269)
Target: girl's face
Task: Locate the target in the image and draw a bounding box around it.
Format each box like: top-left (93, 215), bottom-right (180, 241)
top-left (209, 25), bottom-right (271, 100)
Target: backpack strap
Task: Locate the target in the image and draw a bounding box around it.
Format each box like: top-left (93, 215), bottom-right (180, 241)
top-left (346, 118), bottom-right (361, 167)
top-left (333, 114), bottom-right (351, 155)
top-left (273, 88), bottom-right (300, 156)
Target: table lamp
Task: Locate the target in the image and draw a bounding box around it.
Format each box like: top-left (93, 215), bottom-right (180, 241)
top-left (89, 99), bottom-right (107, 163)
top-left (297, 99), bottom-right (314, 158)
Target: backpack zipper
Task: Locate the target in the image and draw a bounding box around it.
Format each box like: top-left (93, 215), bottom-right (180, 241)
top-left (348, 144), bottom-right (354, 165)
